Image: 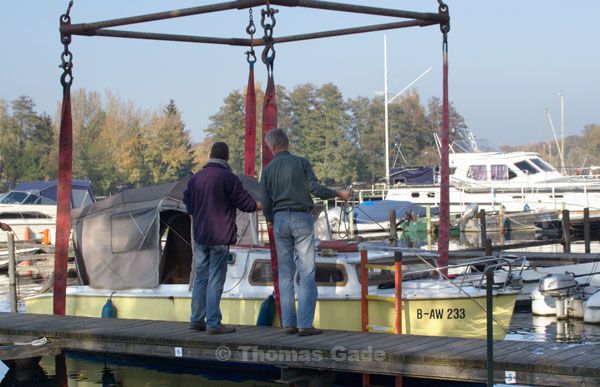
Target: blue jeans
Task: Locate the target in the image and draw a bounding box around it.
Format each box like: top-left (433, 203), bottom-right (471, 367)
top-left (190, 243), bottom-right (229, 328)
top-left (273, 211), bottom-right (317, 329)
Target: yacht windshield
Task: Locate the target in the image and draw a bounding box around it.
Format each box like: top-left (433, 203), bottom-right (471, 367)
top-left (0, 192), bottom-right (30, 204)
top-left (514, 160), bottom-right (540, 175)
top-left (0, 191), bottom-right (56, 205)
top-left (529, 158), bottom-right (555, 172)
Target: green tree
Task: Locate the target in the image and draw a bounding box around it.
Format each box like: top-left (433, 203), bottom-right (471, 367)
top-left (144, 101), bottom-right (193, 184)
top-left (205, 91), bottom-right (246, 174)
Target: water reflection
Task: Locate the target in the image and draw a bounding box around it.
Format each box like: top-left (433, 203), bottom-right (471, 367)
top-left (507, 311), bottom-right (600, 344)
top-left (29, 352), bottom-right (283, 386)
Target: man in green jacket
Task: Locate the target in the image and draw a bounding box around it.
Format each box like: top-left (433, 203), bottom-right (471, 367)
top-left (261, 128), bottom-right (350, 336)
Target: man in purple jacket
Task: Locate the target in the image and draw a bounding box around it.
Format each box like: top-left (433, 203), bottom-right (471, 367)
top-left (184, 142), bottom-right (260, 335)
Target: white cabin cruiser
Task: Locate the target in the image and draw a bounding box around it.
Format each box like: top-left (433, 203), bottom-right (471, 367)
top-left (386, 138), bottom-right (600, 215)
top-left (0, 180), bottom-right (95, 242)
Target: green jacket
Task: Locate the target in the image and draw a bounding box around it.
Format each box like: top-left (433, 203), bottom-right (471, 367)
top-left (260, 151), bottom-right (337, 222)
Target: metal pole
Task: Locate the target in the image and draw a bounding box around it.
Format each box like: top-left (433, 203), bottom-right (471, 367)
top-left (560, 92), bottom-right (565, 174)
top-left (89, 19), bottom-right (438, 46)
top-left (8, 233), bottom-right (18, 313)
top-left (480, 209), bottom-right (487, 246)
top-left (486, 267), bottom-right (494, 387)
top-left (584, 208), bottom-right (591, 254)
top-left (389, 209), bottom-right (398, 247)
top-left (61, 0), bottom-right (448, 35)
top-left (384, 35), bottom-right (390, 185)
top-left (562, 209), bottom-right (571, 253)
top-left (360, 249), bottom-right (370, 387)
top-left (485, 237), bottom-right (494, 387)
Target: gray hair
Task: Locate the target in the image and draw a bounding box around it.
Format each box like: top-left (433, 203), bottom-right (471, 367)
top-left (265, 128), bottom-right (289, 150)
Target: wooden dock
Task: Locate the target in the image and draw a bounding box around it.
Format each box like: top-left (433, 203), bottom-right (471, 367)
top-left (0, 312), bottom-right (598, 386)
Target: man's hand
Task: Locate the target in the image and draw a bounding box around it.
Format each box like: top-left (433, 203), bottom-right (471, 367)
top-left (0, 222), bottom-right (12, 232)
top-left (336, 189), bottom-right (352, 201)
top-left (255, 201), bottom-right (263, 211)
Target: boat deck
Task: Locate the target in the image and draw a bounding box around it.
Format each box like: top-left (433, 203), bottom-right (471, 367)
top-left (0, 312), bottom-right (599, 385)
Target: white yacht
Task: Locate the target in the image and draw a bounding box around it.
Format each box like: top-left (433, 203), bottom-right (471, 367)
top-left (386, 138), bottom-right (600, 215)
top-left (0, 180), bottom-right (95, 242)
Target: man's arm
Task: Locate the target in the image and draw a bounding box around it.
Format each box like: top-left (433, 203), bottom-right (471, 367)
top-left (303, 158), bottom-right (339, 199)
top-left (260, 174), bottom-right (274, 223)
top-left (230, 176), bottom-right (258, 213)
top-left (183, 179), bottom-right (193, 215)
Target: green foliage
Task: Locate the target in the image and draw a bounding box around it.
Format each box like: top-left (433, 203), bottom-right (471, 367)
top-left (2, 84), bottom-right (480, 195)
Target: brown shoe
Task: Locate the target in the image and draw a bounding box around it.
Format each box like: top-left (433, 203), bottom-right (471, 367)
top-left (189, 321), bottom-right (206, 331)
top-left (298, 327), bottom-right (322, 337)
top-left (207, 324), bottom-right (236, 335)
top-left (284, 326), bottom-right (298, 334)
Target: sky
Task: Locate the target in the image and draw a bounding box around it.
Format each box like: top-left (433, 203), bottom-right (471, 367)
top-left (1, 1), bottom-right (599, 147)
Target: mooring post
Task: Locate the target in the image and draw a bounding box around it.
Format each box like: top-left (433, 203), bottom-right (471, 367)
top-left (389, 209), bottom-right (398, 247)
top-left (8, 233), bottom-right (18, 313)
top-left (480, 209), bottom-right (487, 246)
top-left (583, 208), bottom-right (591, 254)
top-left (562, 209), bottom-right (571, 253)
top-left (484, 238), bottom-right (494, 386)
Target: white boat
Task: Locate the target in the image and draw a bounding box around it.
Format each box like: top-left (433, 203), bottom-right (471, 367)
top-left (0, 180), bottom-right (95, 242)
top-left (530, 269), bottom-right (600, 324)
top-left (24, 176), bottom-right (520, 340)
top-left (386, 138), bottom-right (600, 215)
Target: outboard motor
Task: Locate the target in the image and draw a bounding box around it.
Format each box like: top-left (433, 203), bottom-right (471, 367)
top-left (538, 273), bottom-right (578, 319)
top-left (457, 204), bottom-right (478, 230)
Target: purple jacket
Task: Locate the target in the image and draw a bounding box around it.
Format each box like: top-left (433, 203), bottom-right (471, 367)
top-left (183, 162), bottom-right (257, 245)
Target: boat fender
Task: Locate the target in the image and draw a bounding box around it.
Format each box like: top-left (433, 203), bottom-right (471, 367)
top-left (502, 217), bottom-right (511, 231)
top-left (101, 292), bottom-right (117, 318)
top-left (256, 294), bottom-right (275, 326)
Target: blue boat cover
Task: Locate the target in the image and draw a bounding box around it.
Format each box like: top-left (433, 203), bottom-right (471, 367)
top-left (353, 200), bottom-right (438, 224)
top-left (389, 167), bottom-right (434, 184)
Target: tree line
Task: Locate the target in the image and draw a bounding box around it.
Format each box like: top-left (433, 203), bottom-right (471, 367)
top-left (2, 84), bottom-right (596, 196)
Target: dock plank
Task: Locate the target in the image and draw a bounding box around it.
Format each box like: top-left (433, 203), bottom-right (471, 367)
top-left (0, 312), bottom-right (599, 386)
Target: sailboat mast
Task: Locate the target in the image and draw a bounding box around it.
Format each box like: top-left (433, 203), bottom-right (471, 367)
top-left (384, 35), bottom-right (390, 185)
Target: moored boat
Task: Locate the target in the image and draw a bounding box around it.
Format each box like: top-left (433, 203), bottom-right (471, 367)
top-left (24, 176), bottom-right (519, 339)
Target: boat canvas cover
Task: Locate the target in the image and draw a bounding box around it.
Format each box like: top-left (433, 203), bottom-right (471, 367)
top-left (5, 180), bottom-right (95, 207)
top-left (72, 175), bottom-right (260, 290)
top-left (354, 200), bottom-right (433, 224)
top-left (389, 167), bottom-right (434, 185)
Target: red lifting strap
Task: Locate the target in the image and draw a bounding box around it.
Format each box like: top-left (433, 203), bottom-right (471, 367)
top-left (262, 73), bottom-right (282, 322)
top-left (437, 39), bottom-right (450, 276)
top-left (53, 86), bottom-right (73, 315)
top-left (244, 62), bottom-right (256, 176)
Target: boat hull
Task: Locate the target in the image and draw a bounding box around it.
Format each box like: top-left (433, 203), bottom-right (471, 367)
top-left (26, 289), bottom-right (516, 340)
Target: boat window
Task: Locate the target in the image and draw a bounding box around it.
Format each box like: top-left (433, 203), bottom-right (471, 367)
top-left (508, 169), bottom-right (517, 179)
top-left (529, 158), bottom-right (555, 172)
top-left (249, 259), bottom-right (348, 286)
top-left (355, 265), bottom-right (394, 286)
top-left (0, 192), bottom-right (29, 204)
top-left (427, 192), bottom-right (435, 198)
top-left (467, 165), bottom-right (487, 181)
top-left (514, 160), bottom-right (540, 175)
top-left (297, 263), bottom-right (347, 286)
top-left (249, 260), bottom-right (274, 285)
top-left (491, 165), bottom-right (508, 181)
top-left (228, 252), bottom-right (236, 265)
top-left (111, 209), bottom-right (159, 253)
top-left (449, 167), bottom-right (456, 175)
top-left (72, 188), bottom-right (93, 208)
top-left (411, 192), bottom-right (420, 198)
